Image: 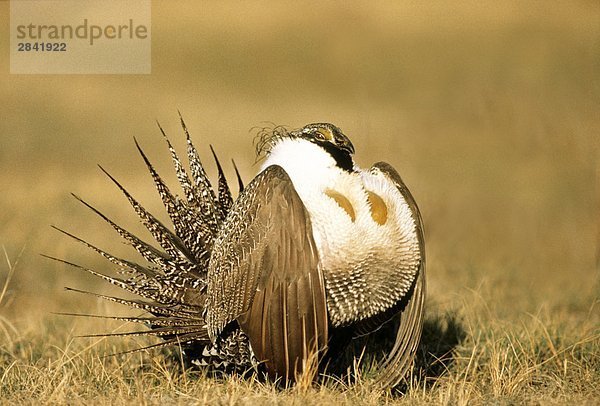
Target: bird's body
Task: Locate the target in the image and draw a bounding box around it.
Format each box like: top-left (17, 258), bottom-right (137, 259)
top-left (261, 137), bottom-right (421, 327)
top-left (53, 120), bottom-right (425, 389)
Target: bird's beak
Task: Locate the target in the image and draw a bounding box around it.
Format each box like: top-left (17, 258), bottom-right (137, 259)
top-left (339, 137), bottom-right (355, 155)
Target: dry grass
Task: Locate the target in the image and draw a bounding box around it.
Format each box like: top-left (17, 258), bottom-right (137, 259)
top-left (1, 1), bottom-right (599, 404)
top-left (1, 250), bottom-right (597, 404)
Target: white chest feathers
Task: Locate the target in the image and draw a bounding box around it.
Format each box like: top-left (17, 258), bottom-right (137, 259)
top-left (261, 139), bottom-right (421, 326)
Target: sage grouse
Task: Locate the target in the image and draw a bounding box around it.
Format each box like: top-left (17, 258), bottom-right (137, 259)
top-left (52, 119), bottom-right (425, 388)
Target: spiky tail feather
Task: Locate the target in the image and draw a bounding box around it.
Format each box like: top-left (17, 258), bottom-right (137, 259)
top-left (50, 116), bottom-right (244, 366)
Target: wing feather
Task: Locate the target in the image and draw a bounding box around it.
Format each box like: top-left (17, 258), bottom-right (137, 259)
top-left (206, 165), bottom-right (328, 382)
top-left (371, 162), bottom-right (426, 388)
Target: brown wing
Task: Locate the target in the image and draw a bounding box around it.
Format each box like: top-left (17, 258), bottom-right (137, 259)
top-left (371, 162), bottom-right (426, 389)
top-left (206, 165), bottom-right (328, 382)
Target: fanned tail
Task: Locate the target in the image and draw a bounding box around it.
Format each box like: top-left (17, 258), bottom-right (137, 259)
top-left (210, 145), bottom-right (234, 218)
top-left (52, 117), bottom-right (241, 360)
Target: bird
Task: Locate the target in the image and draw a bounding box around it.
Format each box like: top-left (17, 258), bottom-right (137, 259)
top-left (49, 118), bottom-right (426, 389)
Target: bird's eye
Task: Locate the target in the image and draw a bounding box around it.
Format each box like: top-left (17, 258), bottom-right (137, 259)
top-left (313, 131), bottom-right (326, 140)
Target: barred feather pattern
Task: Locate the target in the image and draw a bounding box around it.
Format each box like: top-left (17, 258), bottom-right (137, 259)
top-left (53, 117), bottom-right (251, 371)
top-left (190, 328), bottom-right (256, 374)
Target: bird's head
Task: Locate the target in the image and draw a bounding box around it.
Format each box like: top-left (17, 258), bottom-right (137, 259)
top-left (255, 122), bottom-right (356, 172)
top-left (291, 123), bottom-right (355, 156)
top-left (289, 123), bottom-right (355, 172)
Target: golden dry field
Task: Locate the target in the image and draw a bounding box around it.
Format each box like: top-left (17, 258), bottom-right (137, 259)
top-left (1, 1), bottom-right (599, 404)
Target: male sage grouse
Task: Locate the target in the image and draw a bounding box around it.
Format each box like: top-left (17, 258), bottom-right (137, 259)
top-left (51, 119), bottom-right (425, 389)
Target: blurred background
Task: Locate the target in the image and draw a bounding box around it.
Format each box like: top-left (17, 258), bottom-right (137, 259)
top-left (0, 2), bottom-right (598, 333)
